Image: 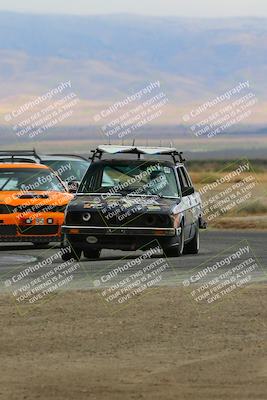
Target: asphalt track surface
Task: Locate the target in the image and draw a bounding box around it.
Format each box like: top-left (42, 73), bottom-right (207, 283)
top-left (0, 230), bottom-right (266, 295)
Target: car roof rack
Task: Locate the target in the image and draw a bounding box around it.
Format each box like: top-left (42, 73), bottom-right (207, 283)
top-left (45, 153), bottom-right (89, 161)
top-left (0, 157), bottom-right (39, 164)
top-left (90, 145), bottom-right (186, 164)
top-left (0, 149), bottom-right (41, 163)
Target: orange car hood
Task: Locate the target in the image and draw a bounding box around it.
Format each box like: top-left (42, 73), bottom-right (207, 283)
top-left (0, 191), bottom-right (73, 207)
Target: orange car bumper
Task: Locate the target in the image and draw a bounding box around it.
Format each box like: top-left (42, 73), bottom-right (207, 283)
top-left (0, 212), bottom-right (64, 242)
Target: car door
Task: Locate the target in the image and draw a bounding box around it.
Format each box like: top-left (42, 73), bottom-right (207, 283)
top-left (176, 166), bottom-right (197, 240)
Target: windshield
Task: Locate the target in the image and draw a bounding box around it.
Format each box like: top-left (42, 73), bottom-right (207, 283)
top-left (43, 160), bottom-right (89, 182)
top-left (0, 168), bottom-right (66, 192)
top-left (79, 163), bottom-right (179, 198)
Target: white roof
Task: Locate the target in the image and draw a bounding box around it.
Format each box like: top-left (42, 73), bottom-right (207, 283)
top-left (97, 145), bottom-right (177, 155)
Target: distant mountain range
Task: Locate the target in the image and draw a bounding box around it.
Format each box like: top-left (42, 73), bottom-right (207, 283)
top-left (0, 12), bottom-right (267, 129)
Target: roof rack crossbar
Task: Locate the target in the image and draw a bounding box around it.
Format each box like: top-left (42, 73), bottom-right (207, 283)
top-left (0, 149), bottom-right (41, 162)
top-left (45, 154), bottom-right (88, 161)
top-left (0, 158), bottom-right (38, 164)
top-left (90, 146), bottom-right (186, 164)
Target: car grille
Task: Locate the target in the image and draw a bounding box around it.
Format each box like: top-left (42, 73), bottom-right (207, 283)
top-left (0, 204), bottom-right (14, 214)
top-left (66, 211), bottom-right (172, 228)
top-left (0, 204), bottom-right (66, 214)
top-left (18, 225), bottom-right (59, 235)
top-left (0, 225), bottom-right (17, 236)
top-left (15, 205), bottom-right (66, 213)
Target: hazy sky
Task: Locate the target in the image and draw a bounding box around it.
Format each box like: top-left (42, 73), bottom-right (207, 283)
top-left (0, 0), bottom-right (267, 18)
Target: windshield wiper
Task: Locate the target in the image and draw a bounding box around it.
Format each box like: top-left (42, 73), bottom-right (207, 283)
top-left (118, 192), bottom-right (179, 199)
top-left (156, 194), bottom-right (180, 199)
top-left (76, 192), bottom-right (122, 196)
top-left (126, 193), bottom-right (158, 197)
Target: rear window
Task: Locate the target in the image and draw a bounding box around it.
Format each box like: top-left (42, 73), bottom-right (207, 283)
top-left (0, 168), bottom-right (66, 192)
top-left (43, 160), bottom-right (89, 182)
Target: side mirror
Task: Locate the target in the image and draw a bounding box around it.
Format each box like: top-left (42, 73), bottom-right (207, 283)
top-left (67, 180), bottom-right (79, 193)
top-left (182, 187), bottom-right (195, 197)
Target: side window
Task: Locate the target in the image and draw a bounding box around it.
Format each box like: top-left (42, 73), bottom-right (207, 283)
top-left (177, 167), bottom-right (188, 191)
top-left (177, 167), bottom-right (193, 196)
top-left (102, 168), bottom-right (116, 187)
top-left (181, 167), bottom-right (193, 188)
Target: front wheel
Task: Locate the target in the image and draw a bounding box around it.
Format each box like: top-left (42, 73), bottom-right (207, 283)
top-left (183, 226), bottom-right (199, 255)
top-left (83, 249), bottom-right (101, 259)
top-left (33, 242), bottom-right (50, 249)
top-left (61, 247), bottom-right (82, 261)
top-left (164, 226), bottom-right (185, 257)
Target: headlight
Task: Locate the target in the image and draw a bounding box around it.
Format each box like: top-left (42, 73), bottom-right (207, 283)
top-left (145, 215), bottom-right (157, 226)
top-left (82, 212), bottom-right (91, 222)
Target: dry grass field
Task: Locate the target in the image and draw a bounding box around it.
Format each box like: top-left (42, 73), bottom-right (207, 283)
top-left (189, 160), bottom-right (267, 229)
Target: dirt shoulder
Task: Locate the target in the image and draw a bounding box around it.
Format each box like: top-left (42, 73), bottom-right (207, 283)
top-left (0, 286), bottom-right (267, 400)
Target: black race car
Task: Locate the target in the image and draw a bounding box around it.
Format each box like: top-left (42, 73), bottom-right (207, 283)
top-left (61, 145), bottom-right (207, 260)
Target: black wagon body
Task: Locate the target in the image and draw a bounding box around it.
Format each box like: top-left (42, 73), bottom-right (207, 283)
top-left (61, 146), bottom-right (206, 260)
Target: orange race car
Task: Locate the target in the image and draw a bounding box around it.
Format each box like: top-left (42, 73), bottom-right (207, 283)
top-left (0, 161), bottom-right (73, 247)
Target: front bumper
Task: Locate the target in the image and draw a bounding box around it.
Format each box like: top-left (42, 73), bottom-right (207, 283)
top-left (62, 225), bottom-right (178, 251)
top-left (0, 236), bottom-right (60, 243)
top-left (62, 225), bottom-right (176, 236)
top-left (0, 224), bottom-right (61, 242)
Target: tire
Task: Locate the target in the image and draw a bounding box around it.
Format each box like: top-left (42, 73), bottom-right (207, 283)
top-left (83, 249), bottom-right (101, 259)
top-left (183, 225), bottom-right (199, 255)
top-left (61, 247), bottom-right (82, 261)
top-left (164, 225), bottom-right (185, 257)
top-left (33, 242), bottom-right (50, 249)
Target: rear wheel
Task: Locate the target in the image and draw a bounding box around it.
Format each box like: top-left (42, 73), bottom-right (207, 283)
top-left (164, 226), bottom-right (184, 257)
top-left (83, 249), bottom-right (101, 259)
top-left (183, 225), bottom-right (199, 255)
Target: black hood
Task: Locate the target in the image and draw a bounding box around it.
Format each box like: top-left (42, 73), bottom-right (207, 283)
top-left (66, 194), bottom-right (180, 228)
top-left (69, 194), bottom-right (180, 213)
